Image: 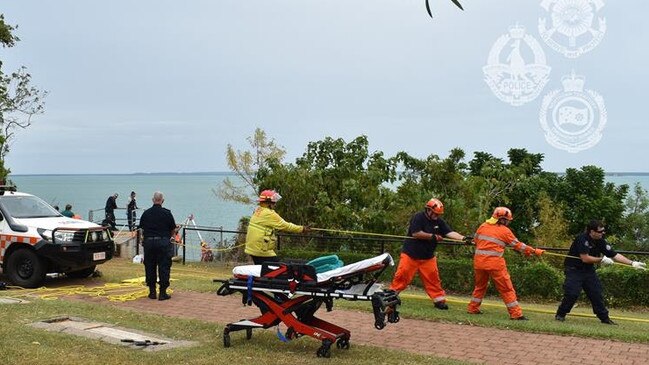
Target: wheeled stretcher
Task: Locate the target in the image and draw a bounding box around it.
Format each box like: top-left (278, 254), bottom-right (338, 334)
top-left (216, 253), bottom-right (401, 357)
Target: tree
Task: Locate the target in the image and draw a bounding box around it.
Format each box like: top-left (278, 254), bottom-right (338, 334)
top-left (619, 183), bottom-right (649, 250)
top-left (217, 128), bottom-right (286, 204)
top-left (554, 166), bottom-right (628, 235)
top-left (0, 14), bottom-right (47, 182)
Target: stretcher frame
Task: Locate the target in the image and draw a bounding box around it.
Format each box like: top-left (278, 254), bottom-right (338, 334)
top-left (215, 253), bottom-right (401, 358)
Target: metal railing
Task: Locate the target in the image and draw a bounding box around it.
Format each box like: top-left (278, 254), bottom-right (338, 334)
top-left (130, 223), bottom-right (649, 264)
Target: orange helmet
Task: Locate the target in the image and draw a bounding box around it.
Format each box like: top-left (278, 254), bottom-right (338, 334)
top-left (425, 198), bottom-right (444, 215)
top-left (492, 207), bottom-right (513, 221)
top-left (258, 189), bottom-right (282, 203)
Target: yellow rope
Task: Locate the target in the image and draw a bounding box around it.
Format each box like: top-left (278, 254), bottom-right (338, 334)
top-left (399, 293), bottom-right (649, 323)
top-left (0, 279), bottom-right (175, 302)
top-left (311, 227), bottom-right (467, 243)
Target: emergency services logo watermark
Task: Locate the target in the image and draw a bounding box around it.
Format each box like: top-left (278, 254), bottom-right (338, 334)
top-left (483, 24), bottom-right (551, 106)
top-left (538, 0), bottom-right (606, 59)
top-left (539, 71), bottom-right (607, 152)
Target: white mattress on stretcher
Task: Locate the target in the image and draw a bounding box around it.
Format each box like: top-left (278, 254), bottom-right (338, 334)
top-left (232, 253), bottom-right (394, 283)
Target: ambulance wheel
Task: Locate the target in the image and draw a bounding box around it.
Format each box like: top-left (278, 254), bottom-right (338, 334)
top-left (336, 337), bottom-right (350, 350)
top-left (223, 329), bottom-right (231, 348)
top-left (246, 328), bottom-right (252, 340)
top-left (316, 340), bottom-right (332, 358)
top-left (6, 249), bottom-right (46, 288)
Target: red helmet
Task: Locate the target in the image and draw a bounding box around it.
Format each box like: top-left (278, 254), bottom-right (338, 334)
top-left (492, 207), bottom-right (513, 221)
top-left (425, 198), bottom-right (444, 215)
top-left (258, 189), bottom-right (282, 203)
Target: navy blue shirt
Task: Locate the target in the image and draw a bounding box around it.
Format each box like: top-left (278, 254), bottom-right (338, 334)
top-left (402, 211), bottom-right (452, 259)
top-left (139, 204), bottom-right (176, 239)
top-left (564, 232), bottom-right (617, 270)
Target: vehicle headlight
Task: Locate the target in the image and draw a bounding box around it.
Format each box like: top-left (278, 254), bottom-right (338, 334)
top-left (37, 228), bottom-right (75, 243)
top-left (54, 231), bottom-right (76, 243)
top-left (37, 228), bottom-right (52, 241)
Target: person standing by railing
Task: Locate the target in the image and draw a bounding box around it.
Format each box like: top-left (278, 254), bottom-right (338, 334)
top-left (104, 193), bottom-right (119, 231)
top-left (127, 191), bottom-right (138, 231)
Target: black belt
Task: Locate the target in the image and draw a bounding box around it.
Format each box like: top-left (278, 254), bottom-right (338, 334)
top-left (144, 236), bottom-right (170, 240)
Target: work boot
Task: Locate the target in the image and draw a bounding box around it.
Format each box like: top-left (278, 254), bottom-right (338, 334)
top-left (555, 314), bottom-right (565, 322)
top-left (434, 302), bottom-right (449, 310)
top-left (158, 289), bottom-right (171, 301)
top-left (511, 316), bottom-right (528, 321)
top-left (467, 310), bottom-right (482, 315)
top-left (600, 318), bottom-right (616, 325)
top-left (148, 287), bottom-right (157, 300)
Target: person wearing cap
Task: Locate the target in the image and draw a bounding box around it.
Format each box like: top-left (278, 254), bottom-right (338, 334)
top-left (244, 189), bottom-right (309, 265)
top-left (555, 220), bottom-right (646, 325)
top-left (467, 207), bottom-right (545, 320)
top-left (389, 198), bottom-right (472, 310)
top-left (104, 193), bottom-right (119, 230)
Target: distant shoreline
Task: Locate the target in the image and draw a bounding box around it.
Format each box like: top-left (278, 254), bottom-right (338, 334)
top-left (9, 171), bottom-right (649, 177)
top-left (10, 172), bottom-right (236, 177)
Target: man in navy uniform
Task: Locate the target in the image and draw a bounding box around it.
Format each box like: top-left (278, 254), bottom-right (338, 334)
top-left (139, 191), bottom-right (178, 301)
top-left (555, 220), bottom-right (646, 324)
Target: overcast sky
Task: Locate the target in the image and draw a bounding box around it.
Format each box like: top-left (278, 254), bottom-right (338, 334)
top-left (2, 0), bottom-right (648, 174)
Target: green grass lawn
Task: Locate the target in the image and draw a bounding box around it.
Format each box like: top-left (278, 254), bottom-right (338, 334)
top-left (2, 257), bottom-right (648, 364)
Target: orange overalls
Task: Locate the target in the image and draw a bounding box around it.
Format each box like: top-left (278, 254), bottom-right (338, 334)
top-left (467, 220), bottom-right (536, 319)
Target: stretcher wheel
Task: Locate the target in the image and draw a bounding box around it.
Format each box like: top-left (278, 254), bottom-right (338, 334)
top-left (285, 327), bottom-right (296, 340)
top-left (336, 337), bottom-right (350, 350)
top-left (388, 310), bottom-right (400, 323)
top-left (246, 328), bottom-right (253, 340)
top-left (316, 340), bottom-right (332, 358)
top-left (374, 321), bottom-right (385, 330)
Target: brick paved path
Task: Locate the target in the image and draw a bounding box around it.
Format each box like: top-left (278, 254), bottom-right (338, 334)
top-left (75, 290), bottom-right (649, 365)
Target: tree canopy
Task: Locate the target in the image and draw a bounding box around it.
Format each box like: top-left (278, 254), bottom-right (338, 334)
top-left (222, 131), bottom-right (643, 250)
top-left (0, 14), bottom-right (46, 182)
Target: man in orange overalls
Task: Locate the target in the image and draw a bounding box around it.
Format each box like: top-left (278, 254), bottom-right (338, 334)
top-left (390, 198), bottom-right (472, 310)
top-left (467, 207), bottom-right (544, 320)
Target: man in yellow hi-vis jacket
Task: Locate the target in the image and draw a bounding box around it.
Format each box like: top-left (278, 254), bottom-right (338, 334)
top-left (245, 189), bottom-right (308, 264)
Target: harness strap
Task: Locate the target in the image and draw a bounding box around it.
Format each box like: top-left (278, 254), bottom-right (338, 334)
top-left (246, 276), bottom-right (254, 305)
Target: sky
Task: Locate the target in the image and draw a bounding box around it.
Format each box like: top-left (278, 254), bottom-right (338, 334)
top-left (2, 0), bottom-right (648, 174)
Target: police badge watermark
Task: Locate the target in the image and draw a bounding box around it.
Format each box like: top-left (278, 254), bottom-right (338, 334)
top-left (538, 0), bottom-right (606, 59)
top-left (539, 71), bottom-right (607, 153)
top-left (483, 24), bottom-right (551, 106)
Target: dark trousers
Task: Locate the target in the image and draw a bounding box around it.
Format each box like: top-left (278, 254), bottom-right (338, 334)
top-left (143, 237), bottom-right (173, 290)
top-left (127, 210), bottom-right (136, 231)
top-left (104, 211), bottom-right (116, 230)
top-left (557, 267), bottom-right (609, 320)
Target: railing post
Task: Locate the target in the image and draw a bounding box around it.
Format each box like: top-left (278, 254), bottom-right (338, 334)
top-left (182, 227), bottom-right (186, 265)
top-left (136, 228), bottom-right (140, 255)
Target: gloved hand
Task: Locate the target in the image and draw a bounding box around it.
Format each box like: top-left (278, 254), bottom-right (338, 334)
top-left (632, 261), bottom-right (647, 270)
top-left (534, 248), bottom-right (545, 256)
top-left (302, 225), bottom-right (311, 233)
top-left (600, 256), bottom-right (614, 266)
top-left (434, 234), bottom-right (444, 242)
top-left (463, 235), bottom-right (474, 243)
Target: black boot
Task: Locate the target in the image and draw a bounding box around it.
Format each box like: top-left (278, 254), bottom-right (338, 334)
top-left (158, 288), bottom-right (171, 301)
top-left (148, 287), bottom-right (157, 300)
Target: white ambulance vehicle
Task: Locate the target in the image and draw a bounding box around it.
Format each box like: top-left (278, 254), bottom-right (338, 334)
top-left (0, 187), bottom-right (114, 288)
